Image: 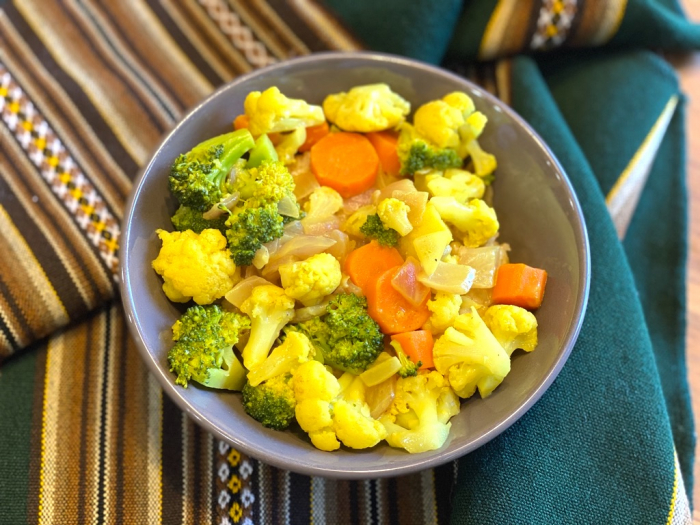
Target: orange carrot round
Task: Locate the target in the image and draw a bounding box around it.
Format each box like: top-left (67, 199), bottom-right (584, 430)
top-left (233, 114), bottom-right (249, 130)
top-left (344, 241), bottom-right (404, 293)
top-left (366, 266), bottom-right (431, 335)
top-left (391, 330), bottom-right (434, 369)
top-left (299, 121), bottom-right (330, 152)
top-left (310, 132), bottom-right (379, 198)
top-left (366, 130), bottom-right (401, 176)
top-left (491, 263), bottom-right (547, 310)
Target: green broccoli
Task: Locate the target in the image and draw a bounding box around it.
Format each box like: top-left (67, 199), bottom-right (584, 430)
top-left (390, 340), bottom-right (420, 378)
top-left (288, 293), bottom-right (384, 374)
top-left (225, 204), bottom-right (285, 266)
top-left (360, 214), bottom-right (400, 247)
top-left (170, 205), bottom-right (227, 235)
top-left (168, 304), bottom-right (250, 390)
top-left (242, 374), bottom-right (296, 430)
top-left (169, 129), bottom-right (255, 212)
top-left (400, 140), bottom-right (462, 176)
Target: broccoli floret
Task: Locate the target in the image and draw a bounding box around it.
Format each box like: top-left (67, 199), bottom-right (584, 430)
top-left (389, 340), bottom-right (420, 378)
top-left (232, 160), bottom-right (295, 209)
top-left (168, 304), bottom-right (250, 390)
top-left (242, 374), bottom-right (296, 430)
top-left (225, 204), bottom-right (285, 266)
top-left (169, 129), bottom-right (255, 211)
top-left (400, 141), bottom-right (462, 176)
top-left (288, 293), bottom-right (384, 374)
top-left (170, 205), bottom-right (227, 234)
top-left (360, 214), bottom-right (400, 247)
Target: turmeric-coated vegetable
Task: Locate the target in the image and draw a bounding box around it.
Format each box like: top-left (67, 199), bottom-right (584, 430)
top-left (344, 241), bottom-right (404, 293)
top-left (366, 266), bottom-right (431, 334)
top-left (491, 263), bottom-right (547, 310)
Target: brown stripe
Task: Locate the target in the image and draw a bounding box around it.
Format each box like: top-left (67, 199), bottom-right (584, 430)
top-left (3, 5), bottom-right (141, 176)
top-left (161, 395), bottom-right (185, 524)
top-left (162, 0), bottom-right (253, 78)
top-left (58, 0), bottom-right (173, 134)
top-left (236, 0), bottom-right (311, 57)
top-left (0, 18), bottom-right (132, 210)
top-left (284, 0), bottom-right (364, 50)
top-left (0, 128), bottom-right (114, 310)
top-left (396, 474), bottom-right (425, 524)
top-left (97, 0), bottom-right (213, 111)
top-left (26, 343), bottom-right (48, 525)
top-left (0, 253), bottom-right (39, 346)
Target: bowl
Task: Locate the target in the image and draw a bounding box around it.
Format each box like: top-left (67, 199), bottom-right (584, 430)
top-left (120, 52), bottom-right (590, 479)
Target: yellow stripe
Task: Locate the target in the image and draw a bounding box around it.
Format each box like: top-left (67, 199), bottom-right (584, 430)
top-left (149, 376), bottom-right (163, 524)
top-left (665, 456), bottom-right (678, 525)
top-left (38, 337), bottom-right (51, 525)
top-left (0, 205), bottom-right (70, 330)
top-left (606, 95), bottom-right (678, 205)
top-left (590, 0), bottom-right (628, 46)
top-left (477, 0), bottom-right (519, 60)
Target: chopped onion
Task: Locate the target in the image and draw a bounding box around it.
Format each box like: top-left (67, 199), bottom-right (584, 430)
top-left (342, 189), bottom-right (374, 215)
top-left (390, 257), bottom-right (430, 307)
top-left (268, 235), bottom-right (336, 265)
top-left (456, 244), bottom-right (509, 288)
top-left (291, 301), bottom-right (329, 323)
top-left (283, 220), bottom-right (304, 237)
top-left (418, 261), bottom-right (476, 294)
top-left (335, 274), bottom-right (364, 296)
top-left (375, 178), bottom-right (416, 203)
top-left (277, 195), bottom-right (300, 218)
top-left (263, 238), bottom-right (281, 259)
top-left (365, 375), bottom-right (397, 419)
top-left (302, 216), bottom-right (341, 236)
top-left (244, 265), bottom-right (259, 279)
top-left (460, 288), bottom-right (492, 315)
top-left (289, 152), bottom-right (320, 200)
top-left (224, 276), bottom-right (272, 309)
top-left (323, 229), bottom-right (352, 262)
top-left (392, 189), bottom-right (428, 225)
top-left (202, 192), bottom-right (239, 219)
top-left (375, 170), bottom-right (401, 190)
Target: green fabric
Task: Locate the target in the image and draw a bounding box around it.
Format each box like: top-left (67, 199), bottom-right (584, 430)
top-left (0, 349), bottom-right (38, 523)
top-left (326, 0), bottom-right (698, 520)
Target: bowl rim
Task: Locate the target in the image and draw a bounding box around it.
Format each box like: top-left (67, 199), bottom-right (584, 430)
top-left (120, 50), bottom-right (591, 479)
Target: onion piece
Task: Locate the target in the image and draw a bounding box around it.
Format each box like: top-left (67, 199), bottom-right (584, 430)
top-left (202, 192), bottom-right (240, 219)
top-left (460, 287), bottom-right (492, 315)
top-left (323, 229), bottom-right (353, 262)
top-left (252, 246), bottom-right (269, 269)
top-left (225, 276), bottom-right (272, 309)
top-left (277, 195), bottom-right (300, 218)
top-left (365, 375), bottom-right (397, 419)
top-left (390, 257), bottom-right (430, 307)
top-left (291, 301), bottom-right (329, 323)
top-left (289, 152), bottom-right (320, 200)
top-left (267, 235), bottom-right (336, 266)
top-left (335, 274), bottom-right (364, 297)
top-left (392, 190), bottom-right (428, 226)
top-left (456, 244), bottom-right (509, 288)
top-left (375, 178), bottom-right (416, 203)
top-left (418, 261), bottom-right (475, 294)
top-left (302, 216), bottom-right (342, 236)
top-left (342, 189), bottom-right (375, 215)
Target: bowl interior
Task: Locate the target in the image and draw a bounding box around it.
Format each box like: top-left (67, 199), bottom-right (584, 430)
top-left (121, 53), bottom-right (589, 479)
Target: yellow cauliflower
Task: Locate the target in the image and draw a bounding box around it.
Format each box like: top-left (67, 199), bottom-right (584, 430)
top-left (425, 292), bottom-right (462, 335)
top-left (482, 305), bottom-right (538, 356)
top-left (413, 100), bottom-right (465, 149)
top-left (244, 86), bottom-right (325, 136)
top-left (152, 229), bottom-right (239, 305)
top-left (377, 197), bottom-right (413, 236)
top-left (464, 139), bottom-right (497, 178)
top-left (424, 169), bottom-right (485, 204)
top-left (302, 186), bottom-right (344, 223)
top-left (430, 197), bottom-right (499, 248)
top-left (323, 83), bottom-right (410, 132)
top-left (279, 253), bottom-right (342, 307)
top-left (293, 361), bottom-right (386, 451)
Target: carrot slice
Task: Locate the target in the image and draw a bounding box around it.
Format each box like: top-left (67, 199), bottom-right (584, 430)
top-left (310, 132), bottom-right (379, 198)
top-left (366, 130), bottom-right (401, 176)
top-left (366, 266), bottom-right (431, 334)
top-left (391, 330), bottom-right (434, 369)
top-left (491, 263), bottom-right (547, 310)
top-left (233, 114), bottom-right (249, 130)
top-left (299, 121), bottom-right (330, 152)
top-left (344, 241), bottom-right (404, 293)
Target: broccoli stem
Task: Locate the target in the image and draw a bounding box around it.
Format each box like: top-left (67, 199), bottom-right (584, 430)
top-left (247, 134), bottom-right (279, 168)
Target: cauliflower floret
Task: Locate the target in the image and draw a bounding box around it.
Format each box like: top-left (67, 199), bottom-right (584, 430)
top-left (377, 197), bottom-right (413, 236)
top-left (323, 83), bottom-right (410, 133)
top-left (413, 100), bottom-right (465, 149)
top-left (424, 169), bottom-right (485, 204)
top-left (430, 197), bottom-right (499, 248)
top-left (240, 285), bottom-right (295, 370)
top-left (379, 370), bottom-right (459, 453)
top-left (425, 292), bottom-right (462, 335)
top-left (244, 86), bottom-right (325, 136)
top-left (279, 253), bottom-right (342, 307)
top-left (432, 307), bottom-right (511, 399)
top-left (293, 361), bottom-right (386, 451)
top-left (482, 305), bottom-right (538, 356)
top-left (152, 229), bottom-right (239, 305)
top-left (464, 139), bottom-right (497, 178)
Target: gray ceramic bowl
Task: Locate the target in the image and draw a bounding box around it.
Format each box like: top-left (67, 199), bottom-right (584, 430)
top-left (120, 52), bottom-right (590, 479)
